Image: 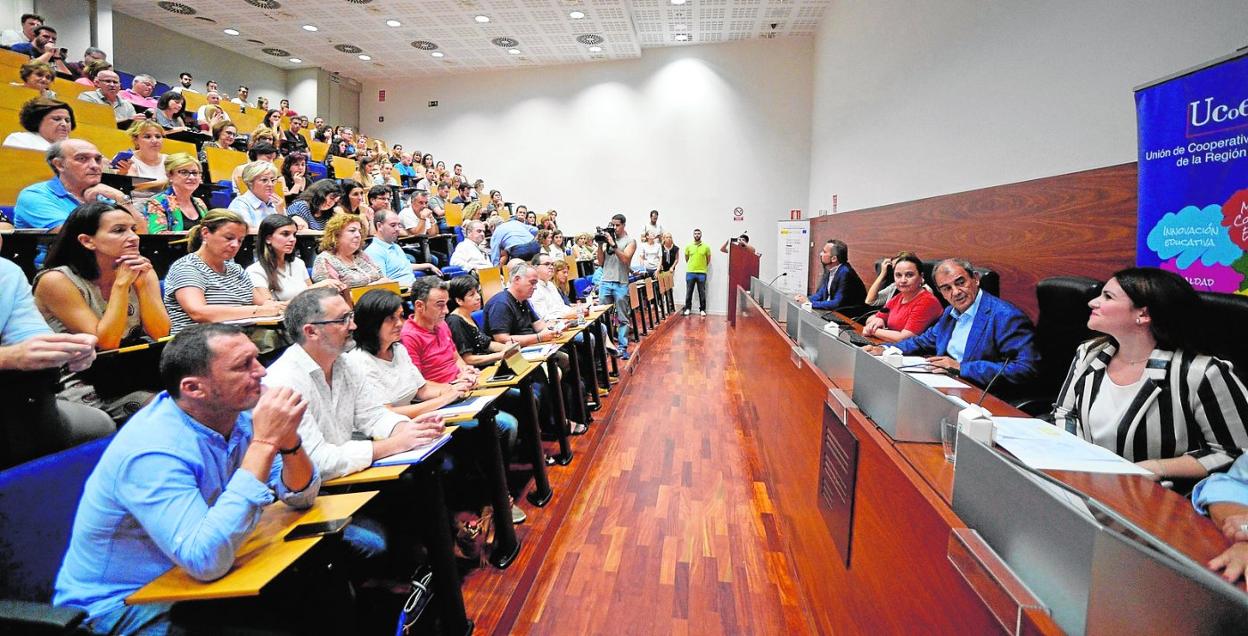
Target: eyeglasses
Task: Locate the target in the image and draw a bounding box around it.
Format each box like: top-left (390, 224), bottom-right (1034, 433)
top-left (254, 177), bottom-right (278, 184)
top-left (175, 170), bottom-right (202, 178)
top-left (309, 311), bottom-right (354, 326)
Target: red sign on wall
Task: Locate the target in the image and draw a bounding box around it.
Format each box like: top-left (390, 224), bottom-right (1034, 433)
top-left (378, 90), bottom-right (386, 102)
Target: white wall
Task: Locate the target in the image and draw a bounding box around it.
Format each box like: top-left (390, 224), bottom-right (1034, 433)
top-left (111, 13), bottom-right (288, 103)
top-left (362, 37), bottom-right (814, 314)
top-left (808, 0), bottom-right (1248, 215)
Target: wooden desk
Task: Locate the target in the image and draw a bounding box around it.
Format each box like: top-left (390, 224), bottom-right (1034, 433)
top-left (127, 492), bottom-right (376, 605)
top-left (476, 357), bottom-right (554, 507)
top-left (731, 290), bottom-right (1234, 633)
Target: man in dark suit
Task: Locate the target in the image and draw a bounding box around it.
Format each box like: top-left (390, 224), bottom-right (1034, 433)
top-left (797, 239), bottom-right (866, 311)
top-left (869, 258), bottom-right (1039, 391)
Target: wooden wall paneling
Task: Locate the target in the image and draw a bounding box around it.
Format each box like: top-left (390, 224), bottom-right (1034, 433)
top-left (809, 163), bottom-right (1138, 319)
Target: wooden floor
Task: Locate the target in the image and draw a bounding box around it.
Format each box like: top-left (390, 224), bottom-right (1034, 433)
top-left (461, 315), bottom-right (814, 635)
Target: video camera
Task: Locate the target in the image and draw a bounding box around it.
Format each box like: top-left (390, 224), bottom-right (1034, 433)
top-left (593, 225), bottom-right (616, 253)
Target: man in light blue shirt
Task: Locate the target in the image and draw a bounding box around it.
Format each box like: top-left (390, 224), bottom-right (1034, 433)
top-left (945, 285), bottom-right (983, 361)
top-left (365, 209), bottom-right (442, 286)
top-left (489, 215), bottom-right (541, 266)
top-left (1193, 455), bottom-right (1248, 588)
top-left (54, 323), bottom-right (319, 633)
top-left (15, 139), bottom-right (136, 231)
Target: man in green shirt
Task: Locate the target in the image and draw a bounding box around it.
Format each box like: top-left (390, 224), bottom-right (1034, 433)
top-left (683, 229), bottom-right (711, 316)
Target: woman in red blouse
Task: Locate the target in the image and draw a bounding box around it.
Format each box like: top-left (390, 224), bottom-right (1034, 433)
top-left (862, 254), bottom-right (942, 342)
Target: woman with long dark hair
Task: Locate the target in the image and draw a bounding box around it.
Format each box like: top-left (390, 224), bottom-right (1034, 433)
top-left (246, 214), bottom-right (345, 302)
top-left (281, 151), bottom-right (309, 205)
top-left (286, 179), bottom-right (342, 231)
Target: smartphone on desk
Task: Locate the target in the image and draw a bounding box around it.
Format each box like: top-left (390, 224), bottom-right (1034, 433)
top-left (284, 517), bottom-right (352, 542)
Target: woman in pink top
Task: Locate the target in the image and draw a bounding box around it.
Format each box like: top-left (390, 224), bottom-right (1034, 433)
top-left (862, 253), bottom-right (942, 343)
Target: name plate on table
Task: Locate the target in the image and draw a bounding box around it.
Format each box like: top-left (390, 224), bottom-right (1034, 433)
top-left (851, 347), bottom-right (902, 434)
top-left (813, 326), bottom-right (857, 383)
top-left (784, 299), bottom-right (803, 340)
top-left (818, 395), bottom-right (858, 567)
top-left (852, 347), bottom-right (963, 443)
top-left (749, 276), bottom-right (763, 302)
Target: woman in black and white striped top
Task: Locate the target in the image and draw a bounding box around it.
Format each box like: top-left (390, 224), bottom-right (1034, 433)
top-left (1051, 267), bottom-right (1248, 481)
top-left (162, 210), bottom-right (285, 334)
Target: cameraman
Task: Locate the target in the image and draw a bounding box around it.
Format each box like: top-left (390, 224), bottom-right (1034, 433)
top-left (595, 214), bottom-right (637, 360)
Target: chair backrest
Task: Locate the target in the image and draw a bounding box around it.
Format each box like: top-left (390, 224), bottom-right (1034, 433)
top-left (1034, 276), bottom-right (1102, 396)
top-left (308, 140), bottom-right (330, 163)
top-left (444, 202), bottom-right (464, 227)
top-left (329, 156), bottom-right (356, 181)
top-left (471, 309), bottom-right (485, 331)
top-left (1195, 291), bottom-right (1248, 384)
top-left (348, 280), bottom-right (402, 305)
top-left (478, 265), bottom-right (504, 302)
top-left (203, 145), bottom-right (248, 184)
top-left (0, 146), bottom-right (51, 207)
top-left (71, 100), bottom-right (120, 129)
top-left (0, 435), bottom-right (112, 602)
top-left (573, 277), bottom-right (593, 299)
top-left (628, 281), bottom-right (642, 307)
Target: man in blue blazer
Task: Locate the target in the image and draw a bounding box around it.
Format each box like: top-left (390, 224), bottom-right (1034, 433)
top-left (797, 239), bottom-right (866, 311)
top-left (876, 259), bottom-right (1039, 390)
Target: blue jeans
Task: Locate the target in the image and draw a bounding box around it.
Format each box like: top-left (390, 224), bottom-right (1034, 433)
top-left (85, 602), bottom-right (172, 635)
top-left (597, 280), bottom-right (631, 350)
top-left (685, 272), bottom-right (707, 311)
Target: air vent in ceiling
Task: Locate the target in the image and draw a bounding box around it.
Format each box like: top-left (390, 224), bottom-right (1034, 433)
top-left (576, 34), bottom-right (604, 46)
top-left (410, 40), bottom-right (439, 51)
top-left (244, 0), bottom-right (281, 8)
top-left (193, 16), bottom-right (217, 23)
top-left (334, 44), bottom-right (364, 54)
top-left (262, 47), bottom-right (290, 56)
top-left (246, 39), bottom-right (265, 45)
top-left (157, 2), bottom-right (196, 15)
top-left (491, 37), bottom-right (519, 48)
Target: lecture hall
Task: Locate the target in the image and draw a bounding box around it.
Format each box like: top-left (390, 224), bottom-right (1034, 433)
top-left (2, 0), bottom-right (1248, 634)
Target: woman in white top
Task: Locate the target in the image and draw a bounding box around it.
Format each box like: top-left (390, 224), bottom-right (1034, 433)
top-left (14, 60), bottom-right (56, 98)
top-left (125, 120), bottom-right (168, 194)
top-left (246, 214), bottom-right (346, 302)
top-left (3, 96), bottom-right (74, 151)
top-left (227, 160), bottom-right (284, 230)
top-left (638, 232), bottom-right (662, 276)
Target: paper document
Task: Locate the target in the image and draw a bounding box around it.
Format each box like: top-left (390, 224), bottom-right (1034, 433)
top-left (372, 431), bottom-right (453, 467)
top-left (430, 395), bottom-right (495, 419)
top-left (910, 373), bottom-right (968, 389)
top-left (896, 357), bottom-right (936, 372)
top-left (521, 343), bottom-right (560, 361)
top-left (221, 314), bottom-right (283, 326)
top-left (991, 417), bottom-right (1152, 475)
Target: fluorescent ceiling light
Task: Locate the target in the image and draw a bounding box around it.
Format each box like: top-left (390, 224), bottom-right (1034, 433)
top-left (302, 24), bottom-right (318, 32)
top-left (475, 15), bottom-right (490, 23)
top-left (431, 51), bottom-right (445, 58)
top-left (508, 48), bottom-right (520, 55)
top-left (289, 58), bottom-right (302, 63)
top-left (570, 11), bottom-right (585, 19)
top-left (386, 20), bottom-right (401, 27)
top-left (358, 54), bottom-right (371, 60)
top-left (223, 28), bottom-right (240, 36)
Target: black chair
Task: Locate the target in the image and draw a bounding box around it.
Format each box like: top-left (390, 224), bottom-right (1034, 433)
top-left (1194, 291), bottom-right (1248, 384)
top-left (1012, 276), bottom-right (1102, 415)
top-left (0, 370), bottom-right (63, 471)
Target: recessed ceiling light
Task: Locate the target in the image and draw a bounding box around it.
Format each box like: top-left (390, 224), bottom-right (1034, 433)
top-left (386, 19), bottom-right (401, 27)
top-left (223, 28), bottom-right (240, 36)
top-left (301, 24), bottom-right (318, 32)
top-left (588, 45), bottom-right (602, 53)
top-left (569, 11), bottom-right (585, 19)
top-left (675, 24), bottom-right (687, 30)
top-left (508, 48), bottom-right (520, 55)
top-left (675, 34), bottom-right (689, 41)
top-left (358, 54), bottom-right (371, 60)
top-left (474, 15), bottom-right (490, 23)
top-left (670, 0), bottom-right (687, 5)
top-left (289, 58), bottom-right (302, 63)
top-left (431, 51), bottom-right (444, 58)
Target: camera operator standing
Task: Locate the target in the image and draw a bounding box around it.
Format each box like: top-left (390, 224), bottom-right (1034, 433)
top-left (595, 214), bottom-right (637, 360)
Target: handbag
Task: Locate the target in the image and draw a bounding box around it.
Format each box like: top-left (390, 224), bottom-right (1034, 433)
top-left (395, 564), bottom-right (434, 635)
top-left (451, 505), bottom-right (495, 568)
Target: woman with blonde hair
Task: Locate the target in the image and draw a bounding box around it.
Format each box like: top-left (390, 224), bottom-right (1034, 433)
top-left (162, 209), bottom-right (284, 333)
top-left (227, 160), bottom-right (283, 230)
top-left (144, 152), bottom-right (206, 232)
top-left (311, 213), bottom-right (386, 287)
top-left (125, 119), bottom-right (168, 185)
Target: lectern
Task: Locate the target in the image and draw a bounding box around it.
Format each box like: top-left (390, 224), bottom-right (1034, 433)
top-left (726, 243), bottom-right (760, 326)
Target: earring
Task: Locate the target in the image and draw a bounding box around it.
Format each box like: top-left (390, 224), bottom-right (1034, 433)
top-left (1135, 317), bottom-right (1142, 325)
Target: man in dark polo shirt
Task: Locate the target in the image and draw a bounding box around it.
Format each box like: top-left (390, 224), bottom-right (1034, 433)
top-left (482, 261), bottom-right (584, 435)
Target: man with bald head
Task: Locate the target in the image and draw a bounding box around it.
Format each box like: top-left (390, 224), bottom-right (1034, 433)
top-left (14, 139), bottom-right (141, 231)
top-left (78, 68), bottom-right (141, 124)
top-left (868, 258), bottom-right (1039, 393)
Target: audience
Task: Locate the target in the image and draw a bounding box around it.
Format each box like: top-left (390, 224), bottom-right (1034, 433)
top-left (32, 202), bottom-right (169, 421)
top-left (861, 253), bottom-right (942, 343)
top-left (401, 278), bottom-right (480, 387)
top-left (445, 276), bottom-right (519, 369)
top-left (162, 210), bottom-right (284, 334)
top-left (15, 140), bottom-right (141, 231)
top-left (287, 178), bottom-right (341, 231)
top-left (490, 213), bottom-right (542, 266)
top-left (365, 209), bottom-right (441, 285)
top-left (450, 220), bottom-right (492, 270)
top-left (196, 91), bottom-right (231, 125)
top-left (398, 190), bottom-right (437, 238)
top-left (199, 120), bottom-right (237, 161)
top-left (280, 151), bottom-right (308, 205)
top-left (152, 91), bottom-right (188, 132)
top-left (14, 59), bottom-right (56, 97)
top-left (64, 47), bottom-right (107, 82)
top-left (335, 179), bottom-right (372, 228)
top-left (11, 25), bottom-right (71, 75)
top-left (169, 71), bottom-right (196, 94)
top-left (228, 160), bottom-right (283, 229)
top-left (78, 69), bottom-right (141, 124)
top-left (117, 74), bottom-right (157, 110)
top-left (682, 228), bottom-right (710, 316)
top-left (3, 96), bottom-right (73, 150)
top-left (0, 13), bottom-right (42, 47)
top-left (143, 153), bottom-right (206, 232)
top-left (282, 116), bottom-right (309, 156)
top-left (53, 323), bottom-right (319, 633)
top-left (125, 120), bottom-right (169, 189)
top-left (1051, 267), bottom-right (1248, 479)
top-left (76, 59), bottom-right (110, 88)
top-left (797, 239), bottom-right (866, 311)
top-left (247, 214), bottom-right (345, 302)
top-left (311, 213), bottom-right (385, 287)
top-left (231, 85), bottom-right (252, 109)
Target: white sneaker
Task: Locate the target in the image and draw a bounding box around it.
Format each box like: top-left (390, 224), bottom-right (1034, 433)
top-left (699, 310), bottom-right (706, 316)
top-left (682, 309), bottom-right (690, 316)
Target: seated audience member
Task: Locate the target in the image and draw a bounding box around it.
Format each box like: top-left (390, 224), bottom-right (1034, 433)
top-left (287, 178), bottom-right (341, 231)
top-left (450, 220), bottom-right (493, 270)
top-left (401, 278), bottom-right (481, 386)
top-left (311, 213), bottom-right (385, 287)
top-left (15, 140), bottom-right (142, 231)
top-left (231, 85), bottom-right (252, 109)
top-left (866, 252), bottom-right (920, 306)
top-left (398, 190), bottom-right (438, 238)
top-left (144, 152), bottom-right (206, 232)
top-left (353, 155), bottom-right (381, 187)
top-left (336, 179), bottom-right (373, 230)
top-left (125, 120), bottom-right (169, 189)
top-left (446, 276), bottom-right (520, 369)
top-left (660, 232), bottom-right (678, 273)
top-left (196, 91), bottom-right (231, 124)
top-left (377, 161), bottom-right (399, 187)
top-left (310, 116), bottom-right (330, 143)
top-left (485, 189), bottom-right (505, 216)
top-left (529, 254), bottom-right (580, 324)
top-left (170, 71), bottom-right (196, 94)
top-left (574, 233), bottom-right (597, 264)
top-left (0, 13), bottom-right (42, 47)
top-left (263, 109), bottom-right (284, 143)
top-left (552, 230), bottom-right (570, 257)
top-left (228, 160), bottom-right (284, 229)
top-left (279, 99), bottom-right (297, 117)
top-left (365, 209), bottom-right (441, 286)
top-left (117, 74), bottom-right (157, 110)
top-left (198, 120), bottom-right (236, 162)
top-left (78, 69), bottom-right (141, 125)
top-left (1051, 267), bottom-right (1248, 479)
top-left (537, 229), bottom-right (562, 263)
top-left (472, 179), bottom-right (485, 201)
top-left (247, 214), bottom-right (346, 302)
top-left (489, 214), bottom-right (542, 266)
top-left (282, 116), bottom-right (309, 156)
top-left (266, 287), bottom-right (444, 481)
top-left (867, 258), bottom-right (1040, 391)
top-left (13, 59), bottom-right (56, 97)
top-left (428, 181), bottom-right (450, 217)
top-left (1192, 455), bottom-right (1248, 588)
top-left (33, 202), bottom-right (170, 420)
top-left (281, 151), bottom-right (308, 205)
top-left (63, 47), bottom-right (107, 81)
top-left (797, 239), bottom-right (866, 311)
top-left (861, 253), bottom-right (942, 343)
top-left (11, 25), bottom-right (70, 74)
top-left (76, 59), bottom-right (110, 87)
top-left (365, 184), bottom-right (393, 217)
top-left (396, 153), bottom-right (417, 185)
top-left (3, 96), bottom-right (73, 150)
top-left (545, 209), bottom-right (560, 229)
top-left (522, 209), bottom-right (538, 228)
top-left (53, 323), bottom-right (320, 633)
top-left (163, 210), bottom-right (285, 334)
top-left (152, 91), bottom-right (189, 132)
top-left (1, 233), bottom-right (112, 450)
top-left (451, 182), bottom-right (473, 205)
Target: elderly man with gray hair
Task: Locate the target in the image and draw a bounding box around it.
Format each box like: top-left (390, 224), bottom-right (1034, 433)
top-left (118, 73), bottom-right (158, 110)
top-left (14, 139), bottom-right (140, 230)
top-left (450, 219), bottom-right (493, 270)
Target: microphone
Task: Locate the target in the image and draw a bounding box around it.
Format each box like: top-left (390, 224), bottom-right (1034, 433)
top-left (847, 307), bottom-right (879, 323)
top-left (976, 357), bottom-right (1013, 409)
top-left (767, 272), bottom-right (788, 286)
top-left (957, 357), bottom-right (1013, 445)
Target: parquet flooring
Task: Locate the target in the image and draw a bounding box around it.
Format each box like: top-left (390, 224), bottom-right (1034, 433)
top-left (502, 317), bottom-right (814, 634)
